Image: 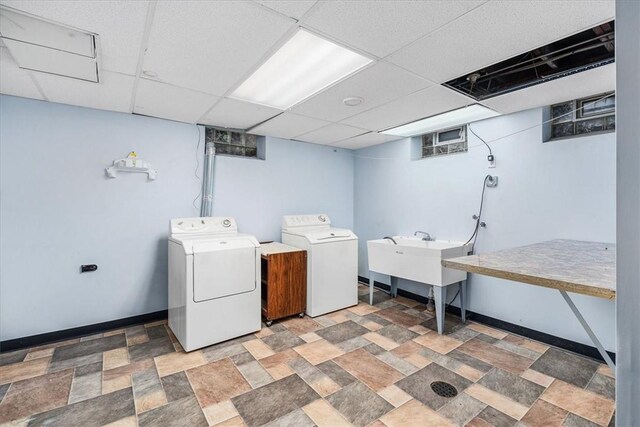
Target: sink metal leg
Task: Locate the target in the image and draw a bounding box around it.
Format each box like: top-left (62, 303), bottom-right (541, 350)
top-left (390, 276), bottom-right (398, 298)
top-left (434, 285), bottom-right (446, 335)
top-left (460, 280), bottom-right (467, 323)
top-left (559, 290), bottom-right (615, 374)
top-left (369, 272), bottom-right (375, 306)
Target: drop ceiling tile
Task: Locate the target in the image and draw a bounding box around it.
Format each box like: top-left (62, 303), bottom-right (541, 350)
top-left (481, 63), bottom-right (615, 115)
top-left (134, 78), bottom-right (219, 123)
top-left (199, 98), bottom-right (281, 130)
top-left (303, 0), bottom-right (485, 57)
top-left (33, 70), bottom-right (134, 113)
top-left (387, 0), bottom-right (615, 83)
top-left (250, 112), bottom-right (328, 140)
top-left (0, 47), bottom-right (43, 100)
top-left (256, 0), bottom-right (317, 20)
top-left (332, 132), bottom-right (401, 150)
top-left (290, 61), bottom-right (433, 122)
top-left (1, 0), bottom-right (149, 75)
top-left (142, 1), bottom-right (295, 96)
top-left (342, 85), bottom-right (474, 132)
top-left (295, 123), bottom-right (367, 145)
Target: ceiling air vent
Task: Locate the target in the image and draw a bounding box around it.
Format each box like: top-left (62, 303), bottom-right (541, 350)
top-left (0, 5), bottom-right (100, 82)
top-left (444, 21), bottom-right (614, 101)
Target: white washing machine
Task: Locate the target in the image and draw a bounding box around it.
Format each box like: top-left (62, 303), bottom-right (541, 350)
top-left (282, 214), bottom-right (358, 317)
top-left (168, 217), bottom-right (261, 352)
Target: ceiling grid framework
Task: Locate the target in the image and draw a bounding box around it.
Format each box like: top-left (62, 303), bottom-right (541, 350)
top-left (0, 0), bottom-right (615, 149)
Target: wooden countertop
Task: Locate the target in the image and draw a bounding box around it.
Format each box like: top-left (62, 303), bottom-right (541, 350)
top-left (260, 242), bottom-right (305, 256)
top-left (441, 239), bottom-right (616, 300)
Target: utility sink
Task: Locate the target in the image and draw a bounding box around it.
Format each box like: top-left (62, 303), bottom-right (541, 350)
top-left (367, 236), bottom-right (471, 286)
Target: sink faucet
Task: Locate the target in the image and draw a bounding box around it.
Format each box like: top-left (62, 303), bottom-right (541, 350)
top-left (414, 231), bottom-right (434, 241)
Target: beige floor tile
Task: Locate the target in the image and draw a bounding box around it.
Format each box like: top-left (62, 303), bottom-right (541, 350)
top-left (362, 321), bottom-right (383, 332)
top-left (455, 364), bottom-right (485, 382)
top-left (326, 312), bottom-right (350, 324)
top-left (521, 399), bottom-right (568, 427)
top-left (0, 357), bottom-right (50, 385)
top-left (281, 316), bottom-right (323, 335)
top-left (127, 334), bottom-right (149, 346)
top-left (102, 374), bottom-right (132, 394)
top-left (303, 399), bottom-right (352, 426)
top-left (102, 416), bottom-right (138, 427)
top-left (380, 399), bottom-right (454, 427)
top-left (334, 348), bottom-right (404, 391)
top-left (457, 339), bottom-right (533, 374)
top-left (404, 353), bottom-right (431, 369)
top-left (465, 384), bottom-right (529, 420)
top-left (103, 348), bottom-right (129, 371)
top-left (363, 332), bottom-right (399, 351)
top-left (521, 369), bottom-right (555, 387)
top-left (597, 364), bottom-right (615, 379)
top-left (502, 334), bottom-right (549, 354)
top-left (155, 350), bottom-right (207, 377)
top-left (264, 363), bottom-right (295, 380)
top-left (103, 359), bottom-right (154, 381)
top-left (309, 376), bottom-right (341, 397)
top-left (258, 349), bottom-right (298, 369)
top-left (24, 348), bottom-right (54, 361)
top-left (103, 329), bottom-right (126, 337)
top-left (203, 400), bottom-right (239, 426)
top-left (242, 339), bottom-right (275, 360)
top-left (187, 359), bottom-right (251, 407)
top-left (293, 340), bottom-right (345, 365)
top-left (467, 323), bottom-right (508, 339)
top-left (144, 320), bottom-right (167, 328)
top-left (214, 415), bottom-right (246, 426)
top-left (540, 380), bottom-right (615, 426)
top-left (135, 389), bottom-right (167, 413)
top-left (299, 332), bottom-right (322, 343)
top-left (394, 296), bottom-right (421, 308)
top-left (378, 384), bottom-right (413, 407)
top-left (390, 341), bottom-right (423, 358)
top-left (348, 304), bottom-right (380, 316)
top-left (253, 327), bottom-right (274, 339)
top-left (413, 332), bottom-right (462, 354)
top-left (408, 324), bottom-right (431, 335)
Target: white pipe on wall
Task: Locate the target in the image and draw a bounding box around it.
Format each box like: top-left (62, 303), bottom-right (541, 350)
top-left (200, 141), bottom-right (215, 217)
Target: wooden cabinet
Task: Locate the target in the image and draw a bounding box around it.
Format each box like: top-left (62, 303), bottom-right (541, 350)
top-left (261, 242), bottom-right (307, 325)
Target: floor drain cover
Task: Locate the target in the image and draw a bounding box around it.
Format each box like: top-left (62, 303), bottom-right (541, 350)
top-left (430, 381), bottom-right (458, 398)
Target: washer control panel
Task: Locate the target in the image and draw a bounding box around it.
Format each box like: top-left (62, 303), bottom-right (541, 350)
top-left (170, 217), bottom-right (238, 235)
top-left (282, 214), bottom-right (331, 229)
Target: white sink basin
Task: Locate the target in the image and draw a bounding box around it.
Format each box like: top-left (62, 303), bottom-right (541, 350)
top-left (367, 236), bottom-right (471, 286)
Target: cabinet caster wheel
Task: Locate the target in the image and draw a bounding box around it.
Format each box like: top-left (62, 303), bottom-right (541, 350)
top-left (266, 320), bottom-right (273, 327)
top-left (299, 312), bottom-right (305, 318)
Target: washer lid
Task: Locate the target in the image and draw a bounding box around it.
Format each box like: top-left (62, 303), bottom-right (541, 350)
top-left (303, 228), bottom-right (357, 244)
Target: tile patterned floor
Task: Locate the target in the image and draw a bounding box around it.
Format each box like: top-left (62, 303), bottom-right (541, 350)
top-left (0, 285), bottom-right (616, 427)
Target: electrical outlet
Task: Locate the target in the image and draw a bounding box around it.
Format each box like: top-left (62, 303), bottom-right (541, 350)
top-left (488, 154), bottom-right (496, 168)
top-left (486, 176), bottom-right (499, 187)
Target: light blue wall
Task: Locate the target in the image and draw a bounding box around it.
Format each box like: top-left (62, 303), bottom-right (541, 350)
top-left (0, 95), bottom-right (354, 341)
top-left (354, 108), bottom-right (616, 350)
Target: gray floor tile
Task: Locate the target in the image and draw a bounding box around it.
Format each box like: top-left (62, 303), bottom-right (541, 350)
top-left (133, 367), bottom-right (163, 397)
top-left (0, 383), bottom-right (10, 403)
top-left (327, 381), bottom-right (394, 427)
top-left (530, 348), bottom-right (600, 388)
top-left (363, 343), bottom-right (386, 355)
top-left (421, 316), bottom-right (465, 335)
top-left (230, 351), bottom-right (255, 366)
top-left (475, 333), bottom-right (499, 344)
top-left (477, 406), bottom-right (517, 427)
top-left (586, 372), bottom-right (615, 400)
top-left (377, 324), bottom-right (418, 344)
top-left (563, 413), bottom-right (601, 427)
top-left (359, 291), bottom-right (392, 305)
top-left (202, 342), bottom-right (246, 362)
top-left (237, 361), bottom-right (274, 389)
top-left (28, 387), bottom-right (135, 427)
top-left (51, 334), bottom-right (126, 362)
top-left (232, 374), bottom-right (319, 427)
top-left (336, 336), bottom-right (371, 352)
top-left (447, 350), bottom-right (493, 373)
top-left (262, 330), bottom-right (305, 352)
top-left (161, 371), bottom-right (194, 402)
top-left (0, 349), bottom-right (28, 367)
top-left (48, 353), bottom-right (103, 373)
top-left (362, 313), bottom-right (392, 326)
top-left (396, 362), bottom-right (472, 410)
top-left (316, 360), bottom-right (357, 387)
top-left (478, 368), bottom-right (544, 406)
top-left (128, 337), bottom-right (175, 362)
top-left (376, 351), bottom-right (418, 376)
top-left (316, 320), bottom-right (369, 344)
top-left (75, 361), bottom-right (102, 377)
top-left (263, 408), bottom-right (315, 427)
top-left (289, 357), bottom-right (324, 384)
top-left (146, 325), bottom-right (169, 341)
top-left (138, 396), bottom-right (207, 427)
top-left (68, 371), bottom-right (102, 404)
top-left (437, 393), bottom-right (486, 426)
top-left (447, 327), bottom-right (480, 342)
top-left (493, 340), bottom-right (541, 360)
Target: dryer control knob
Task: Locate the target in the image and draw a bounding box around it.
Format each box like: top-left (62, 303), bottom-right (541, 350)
top-left (318, 215), bottom-right (326, 222)
top-left (222, 219), bottom-right (232, 227)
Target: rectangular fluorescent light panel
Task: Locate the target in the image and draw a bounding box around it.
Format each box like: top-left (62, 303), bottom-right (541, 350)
top-left (382, 104), bottom-right (501, 137)
top-left (230, 29), bottom-right (372, 109)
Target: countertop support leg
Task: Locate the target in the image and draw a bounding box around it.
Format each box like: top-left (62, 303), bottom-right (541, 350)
top-left (369, 272), bottom-right (375, 306)
top-left (390, 276), bottom-right (398, 298)
top-left (434, 285), bottom-right (446, 335)
top-left (559, 290), bottom-right (616, 374)
top-left (460, 280), bottom-right (467, 323)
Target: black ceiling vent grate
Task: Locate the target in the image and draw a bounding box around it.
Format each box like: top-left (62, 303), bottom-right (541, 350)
top-left (430, 381), bottom-right (458, 398)
top-left (444, 21), bottom-right (615, 101)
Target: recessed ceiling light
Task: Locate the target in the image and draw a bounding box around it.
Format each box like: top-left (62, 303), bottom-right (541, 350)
top-left (230, 29), bottom-right (372, 110)
top-left (381, 104), bottom-right (501, 137)
top-left (343, 96), bottom-right (364, 107)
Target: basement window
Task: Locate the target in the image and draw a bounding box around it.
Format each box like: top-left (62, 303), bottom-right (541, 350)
top-left (544, 92), bottom-right (615, 141)
top-left (422, 126), bottom-right (468, 158)
top-left (205, 127), bottom-right (265, 159)
top-left (444, 21), bottom-right (615, 101)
